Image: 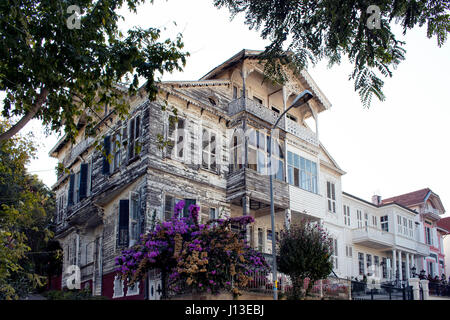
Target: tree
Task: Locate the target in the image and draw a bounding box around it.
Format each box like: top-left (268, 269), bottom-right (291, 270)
top-left (213, 0), bottom-right (450, 107)
top-left (115, 201), bottom-right (268, 299)
top-left (277, 219), bottom-right (333, 299)
top-left (0, 0), bottom-right (188, 142)
top-left (0, 119), bottom-right (60, 300)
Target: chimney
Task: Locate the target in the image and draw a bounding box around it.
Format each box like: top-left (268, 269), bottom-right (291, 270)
top-left (372, 195), bottom-right (382, 205)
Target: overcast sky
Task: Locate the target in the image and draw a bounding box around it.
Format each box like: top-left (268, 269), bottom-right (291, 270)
top-left (25, 0), bottom-right (450, 217)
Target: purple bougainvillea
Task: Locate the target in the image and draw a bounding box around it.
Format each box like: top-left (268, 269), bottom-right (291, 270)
top-left (115, 202), bottom-right (269, 298)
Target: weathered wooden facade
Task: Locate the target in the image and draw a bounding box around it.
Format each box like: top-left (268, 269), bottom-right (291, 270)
top-left (50, 49), bottom-right (343, 299)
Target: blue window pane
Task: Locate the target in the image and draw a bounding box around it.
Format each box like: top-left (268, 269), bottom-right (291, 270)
top-left (312, 162), bottom-right (317, 175)
top-left (305, 159), bottom-right (311, 173)
top-left (288, 166), bottom-right (294, 185)
top-left (288, 151), bottom-right (293, 166)
top-left (300, 171), bottom-right (306, 189)
top-left (294, 154), bottom-right (300, 168)
top-left (276, 159), bottom-right (284, 181)
top-left (300, 157), bottom-right (305, 170)
top-left (257, 150), bottom-right (266, 174)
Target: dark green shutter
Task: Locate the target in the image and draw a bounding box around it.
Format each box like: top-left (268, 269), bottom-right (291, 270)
top-left (118, 199), bottom-right (129, 247)
top-left (68, 174), bottom-right (75, 206)
top-left (102, 136), bottom-right (111, 174)
top-left (79, 163), bottom-right (88, 200)
top-left (128, 118), bottom-right (135, 160)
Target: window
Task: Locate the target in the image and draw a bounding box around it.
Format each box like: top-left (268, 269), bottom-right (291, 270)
top-left (357, 210), bottom-right (363, 228)
top-left (271, 106), bottom-right (280, 114)
top-left (345, 245), bottom-right (353, 257)
top-left (74, 171), bottom-right (81, 203)
top-left (397, 215), bottom-right (402, 233)
top-left (164, 195), bottom-right (196, 220)
top-left (358, 253), bottom-right (364, 275)
top-left (167, 116), bottom-right (185, 160)
top-left (202, 128), bottom-right (218, 172)
top-left (112, 132), bottom-right (121, 172)
top-left (129, 192), bottom-right (140, 247)
top-left (113, 276), bottom-right (124, 298)
top-left (364, 212), bottom-right (369, 228)
top-left (426, 227), bottom-right (432, 245)
top-left (126, 282), bottom-right (139, 296)
top-left (408, 220), bottom-right (413, 237)
top-left (286, 114), bottom-right (297, 122)
top-left (233, 86), bottom-right (238, 99)
top-left (249, 129), bottom-right (284, 181)
top-left (382, 258), bottom-right (387, 278)
top-left (287, 151), bottom-right (317, 193)
top-left (331, 239), bottom-right (338, 269)
top-left (68, 163), bottom-right (89, 207)
top-left (327, 182), bottom-right (336, 213)
top-left (343, 205), bottom-right (351, 226)
top-left (403, 217), bottom-right (407, 235)
top-left (267, 229), bottom-right (273, 242)
top-left (374, 256), bottom-right (379, 267)
top-left (229, 131), bottom-right (243, 173)
top-left (117, 192), bottom-right (141, 248)
top-left (127, 115), bottom-right (141, 161)
top-left (372, 215), bottom-right (377, 227)
top-left (257, 228), bottom-right (263, 252)
top-left (381, 216), bottom-right (389, 232)
top-left (208, 97), bottom-right (217, 106)
top-left (209, 208), bottom-right (218, 220)
top-left (102, 135), bottom-right (111, 175)
top-left (428, 261), bottom-right (434, 277)
top-left (366, 254), bottom-right (372, 275)
top-left (253, 96), bottom-right (263, 105)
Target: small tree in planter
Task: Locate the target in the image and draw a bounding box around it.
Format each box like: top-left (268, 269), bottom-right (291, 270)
top-left (277, 219), bottom-right (333, 300)
top-left (115, 202), bottom-right (268, 299)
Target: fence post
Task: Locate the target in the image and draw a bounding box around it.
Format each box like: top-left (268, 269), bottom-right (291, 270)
top-left (370, 288), bottom-right (374, 300)
top-left (319, 279), bottom-right (323, 299)
top-left (409, 278), bottom-right (420, 300)
top-left (420, 280), bottom-right (430, 300)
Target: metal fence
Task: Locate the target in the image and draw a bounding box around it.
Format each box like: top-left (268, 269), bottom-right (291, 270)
top-left (351, 281), bottom-right (413, 300)
top-left (428, 282), bottom-right (450, 296)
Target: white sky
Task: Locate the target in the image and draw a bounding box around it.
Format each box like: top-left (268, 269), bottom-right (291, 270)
top-left (25, 0), bottom-right (450, 217)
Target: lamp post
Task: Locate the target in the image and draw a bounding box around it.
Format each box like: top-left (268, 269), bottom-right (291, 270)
top-left (411, 266), bottom-right (417, 278)
top-left (268, 89), bottom-right (313, 300)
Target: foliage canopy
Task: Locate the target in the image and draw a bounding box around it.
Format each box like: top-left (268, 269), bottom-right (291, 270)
top-left (214, 0), bottom-right (450, 107)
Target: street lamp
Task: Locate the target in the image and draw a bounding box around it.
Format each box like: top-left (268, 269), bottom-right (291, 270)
top-left (411, 266), bottom-right (417, 278)
top-left (267, 89), bottom-right (313, 300)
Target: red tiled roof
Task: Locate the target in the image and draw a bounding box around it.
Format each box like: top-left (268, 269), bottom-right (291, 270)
top-left (381, 188), bottom-right (431, 207)
top-left (437, 217), bottom-right (450, 234)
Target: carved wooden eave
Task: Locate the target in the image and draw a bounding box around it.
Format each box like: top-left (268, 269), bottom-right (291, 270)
top-left (157, 83), bottom-right (231, 119)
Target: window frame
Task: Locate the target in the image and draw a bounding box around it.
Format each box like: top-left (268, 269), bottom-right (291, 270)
top-left (326, 181), bottom-right (336, 213)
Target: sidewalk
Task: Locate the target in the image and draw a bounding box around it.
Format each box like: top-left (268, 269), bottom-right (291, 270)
top-left (429, 295), bottom-right (450, 300)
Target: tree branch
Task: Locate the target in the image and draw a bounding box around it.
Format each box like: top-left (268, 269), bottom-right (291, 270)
top-left (0, 87), bottom-right (48, 142)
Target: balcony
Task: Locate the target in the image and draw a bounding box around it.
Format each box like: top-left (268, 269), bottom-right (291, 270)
top-left (62, 136), bottom-right (94, 167)
top-left (285, 118), bottom-right (318, 146)
top-left (419, 207), bottom-right (441, 220)
top-left (415, 242), bottom-right (430, 256)
top-left (228, 97), bottom-right (318, 146)
top-left (352, 226), bottom-right (394, 249)
top-left (228, 97), bottom-right (282, 126)
top-left (227, 168), bottom-right (289, 211)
